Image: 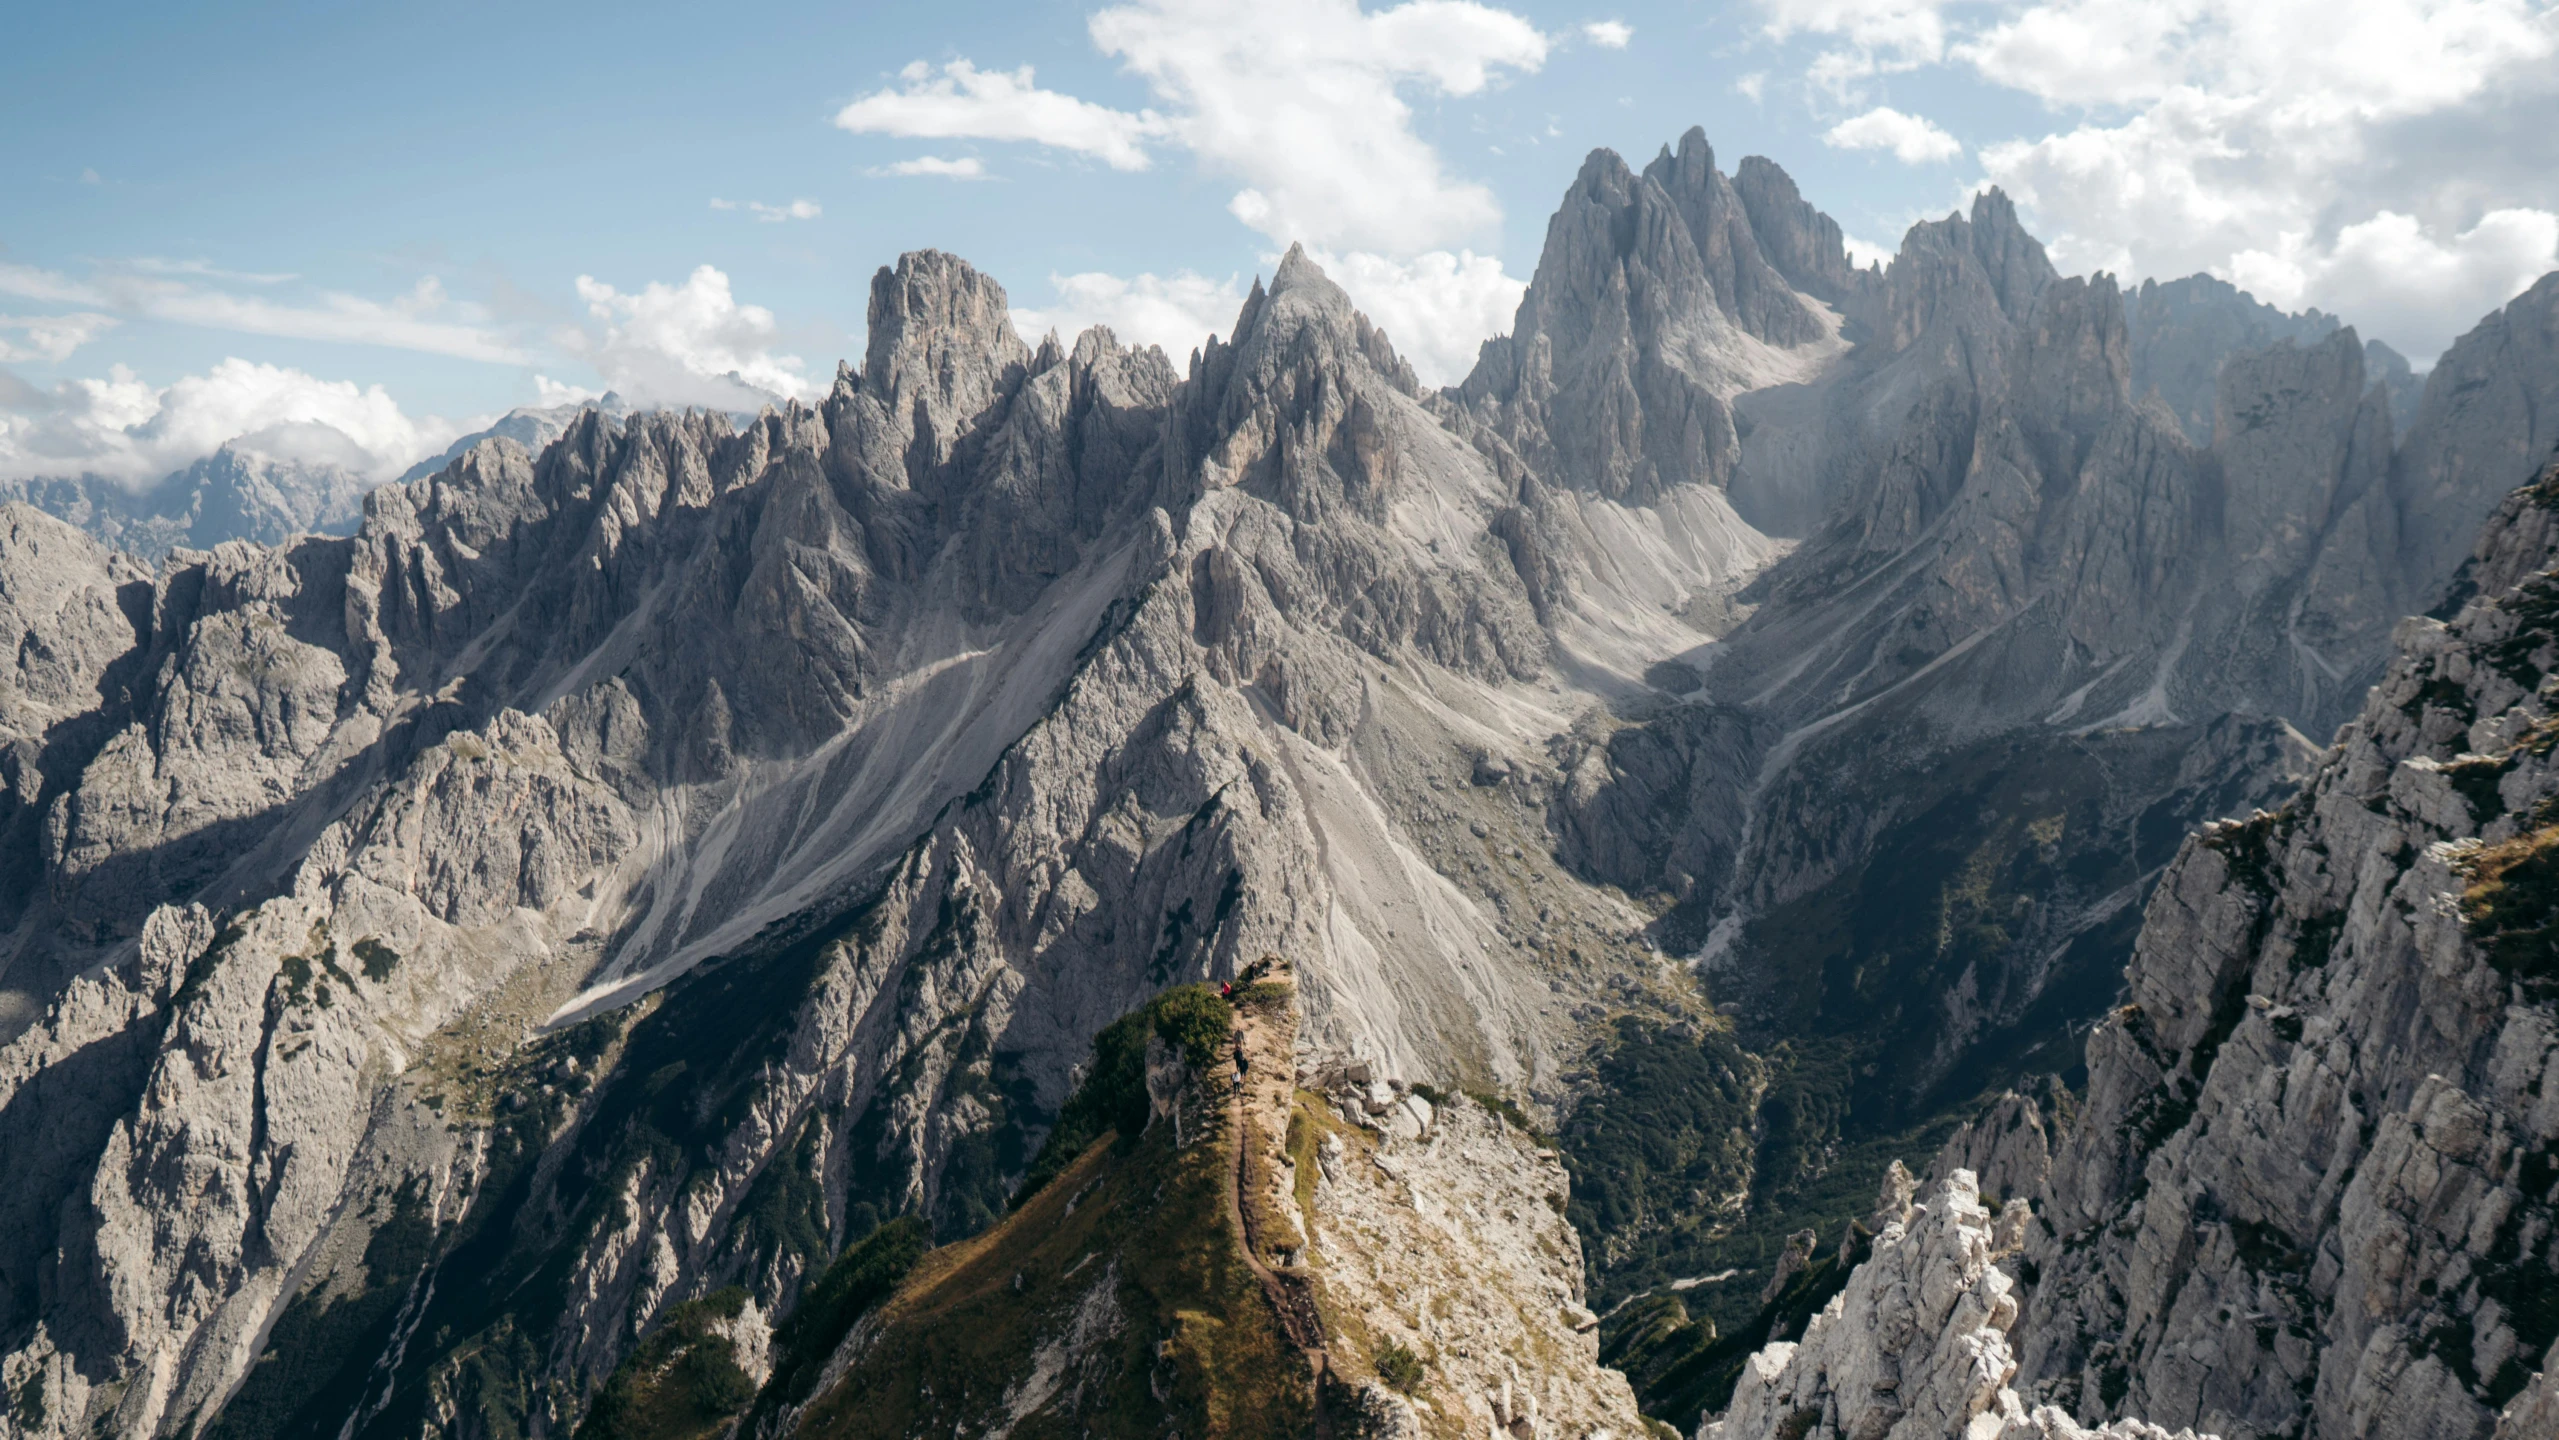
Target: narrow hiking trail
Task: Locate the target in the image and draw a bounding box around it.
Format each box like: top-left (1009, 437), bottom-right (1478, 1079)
top-left (1225, 975), bottom-right (1337, 1437)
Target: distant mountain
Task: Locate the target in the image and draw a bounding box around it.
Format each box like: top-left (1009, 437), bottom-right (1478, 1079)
top-left (0, 394), bottom-right (631, 559)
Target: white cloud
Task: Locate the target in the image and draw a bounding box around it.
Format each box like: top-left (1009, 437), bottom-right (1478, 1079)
top-left (871, 155), bottom-right (989, 179)
top-left (715, 196), bottom-right (823, 220)
top-left (1756, 0), bottom-right (1950, 96)
top-left (78, 167), bottom-right (100, 186)
top-left (1013, 269), bottom-right (1248, 360)
top-left (569, 265), bottom-right (816, 410)
top-left (1311, 247), bottom-right (1523, 384)
top-left (835, 59), bottom-right (1170, 170)
top-left (1092, 0), bottom-right (1550, 253)
top-left (0, 312), bottom-right (117, 364)
top-left (1735, 71), bottom-right (1768, 102)
top-left (1823, 105), bottom-right (1963, 163)
top-left (2226, 207), bottom-right (2559, 355)
top-left (533, 374), bottom-right (601, 408)
top-left (1758, 0), bottom-right (2559, 359)
top-left (1010, 245), bottom-right (1522, 386)
top-left (1841, 232), bottom-right (1897, 269)
top-left (118, 257), bottom-right (299, 285)
top-left (1583, 19), bottom-right (1633, 47)
top-left (0, 358), bottom-right (461, 485)
top-left (0, 258), bottom-right (524, 364)
top-left (844, 3), bottom-right (1549, 255)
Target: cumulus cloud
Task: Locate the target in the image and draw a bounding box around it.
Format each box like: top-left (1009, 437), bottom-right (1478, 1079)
top-left (839, 2), bottom-right (1551, 378)
top-left (0, 312), bottom-right (117, 364)
top-left (1012, 269), bottom-right (1249, 361)
top-left (1759, 0), bottom-right (2559, 359)
top-left (569, 265), bottom-right (816, 410)
top-left (1011, 246), bottom-right (1520, 386)
top-left (836, 59), bottom-right (1171, 170)
top-left (870, 155), bottom-right (988, 179)
top-left (1583, 20), bottom-right (1632, 47)
top-left (843, 2), bottom-right (1547, 255)
top-left (1756, 0), bottom-right (1950, 96)
top-left (0, 257), bottom-right (524, 364)
top-left (533, 374), bottom-right (601, 408)
top-left (0, 358), bottom-right (463, 485)
top-left (2227, 207), bottom-right (2559, 355)
top-left (1091, 0), bottom-right (1549, 254)
top-left (1824, 105), bottom-right (1962, 163)
top-left (1310, 248), bottom-right (1523, 384)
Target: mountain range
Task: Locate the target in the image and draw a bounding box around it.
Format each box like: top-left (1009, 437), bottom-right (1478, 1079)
top-left (0, 127), bottom-right (2552, 1440)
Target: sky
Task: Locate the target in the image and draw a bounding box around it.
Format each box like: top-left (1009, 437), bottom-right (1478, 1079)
top-left (5, 0), bottom-right (2556, 486)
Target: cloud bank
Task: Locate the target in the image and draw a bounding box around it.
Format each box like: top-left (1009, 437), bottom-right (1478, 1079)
top-left (0, 358), bottom-right (463, 485)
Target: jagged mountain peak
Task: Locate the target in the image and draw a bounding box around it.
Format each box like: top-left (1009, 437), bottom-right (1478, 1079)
top-left (1732, 151), bottom-right (1873, 306)
top-left (861, 248), bottom-right (1033, 468)
top-left (1640, 126), bottom-right (1822, 346)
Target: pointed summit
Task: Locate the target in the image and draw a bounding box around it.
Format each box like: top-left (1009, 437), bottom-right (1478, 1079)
top-left (1640, 127), bottom-right (1820, 345)
top-left (863, 249), bottom-right (1033, 468)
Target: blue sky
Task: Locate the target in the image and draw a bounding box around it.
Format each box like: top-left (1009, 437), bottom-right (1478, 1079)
top-left (7, 0), bottom-right (2556, 484)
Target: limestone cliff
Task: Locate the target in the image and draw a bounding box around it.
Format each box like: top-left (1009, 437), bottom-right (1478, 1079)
top-left (1701, 457), bottom-right (2559, 1440)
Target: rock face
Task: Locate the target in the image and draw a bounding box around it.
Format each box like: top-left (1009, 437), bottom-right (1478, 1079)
top-left (1547, 183), bottom-right (2559, 1276)
top-left (1456, 135), bottom-right (1845, 513)
top-left (1704, 459), bottom-right (2559, 1440)
top-left (2123, 274), bottom-right (2421, 445)
top-left (1707, 1170), bottom-right (2206, 1440)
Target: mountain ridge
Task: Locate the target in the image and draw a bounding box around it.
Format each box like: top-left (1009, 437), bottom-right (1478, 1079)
top-left (0, 128), bottom-right (2551, 1440)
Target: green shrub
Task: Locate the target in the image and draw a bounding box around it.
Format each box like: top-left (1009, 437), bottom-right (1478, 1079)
top-left (1375, 1343), bottom-right (1425, 1394)
top-left (1016, 986), bottom-right (1234, 1203)
top-left (575, 1288), bottom-right (756, 1440)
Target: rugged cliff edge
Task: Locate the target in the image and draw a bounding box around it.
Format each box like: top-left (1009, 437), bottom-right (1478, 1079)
top-left (1701, 456), bottom-right (2559, 1440)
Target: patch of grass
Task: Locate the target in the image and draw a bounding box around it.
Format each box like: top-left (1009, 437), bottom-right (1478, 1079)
top-left (1464, 1088), bottom-right (1544, 1141)
top-left (353, 938), bottom-right (401, 981)
top-left (1375, 1343), bottom-right (1425, 1394)
top-left (741, 1217), bottom-right (929, 1436)
top-left (2462, 825), bottom-right (2559, 993)
top-left (10, 1369), bottom-right (45, 1430)
top-left (1285, 1094), bottom-right (1327, 1233)
top-left (1015, 985), bottom-right (1233, 1204)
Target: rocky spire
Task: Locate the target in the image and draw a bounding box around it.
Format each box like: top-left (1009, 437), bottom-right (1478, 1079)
top-left (862, 249), bottom-right (1034, 477)
top-left (1641, 128), bottom-right (1824, 346)
top-left (1731, 153), bottom-right (1871, 308)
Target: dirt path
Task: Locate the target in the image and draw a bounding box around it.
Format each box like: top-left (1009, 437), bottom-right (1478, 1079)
top-left (1225, 991), bottom-right (1336, 1436)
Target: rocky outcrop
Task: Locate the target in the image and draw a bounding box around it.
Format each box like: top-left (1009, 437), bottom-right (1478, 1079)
top-left (1, 398), bottom-right (632, 561)
top-left (2383, 273), bottom-right (2559, 626)
top-left (2121, 274), bottom-right (2408, 446)
top-left (1706, 1170), bottom-right (2206, 1440)
top-left (1702, 458), bottom-right (2559, 1440)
